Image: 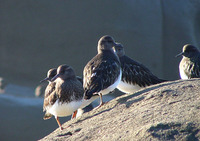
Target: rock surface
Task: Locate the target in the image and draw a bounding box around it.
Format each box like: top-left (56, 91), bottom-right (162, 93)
top-left (40, 78), bottom-right (200, 141)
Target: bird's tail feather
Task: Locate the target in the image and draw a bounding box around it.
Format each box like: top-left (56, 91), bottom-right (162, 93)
top-left (43, 112), bottom-right (53, 120)
top-left (84, 89), bottom-right (96, 100)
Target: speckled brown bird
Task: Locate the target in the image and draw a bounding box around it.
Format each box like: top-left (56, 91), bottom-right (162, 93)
top-left (83, 35), bottom-right (121, 108)
top-left (43, 65), bottom-right (83, 130)
top-left (176, 44), bottom-right (200, 79)
top-left (113, 43), bottom-right (166, 94)
top-left (40, 68), bottom-right (57, 119)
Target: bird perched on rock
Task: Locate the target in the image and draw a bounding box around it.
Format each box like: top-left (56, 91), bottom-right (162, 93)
top-left (113, 43), bottom-right (166, 94)
top-left (176, 44), bottom-right (200, 79)
top-left (83, 35), bottom-right (121, 108)
top-left (40, 68), bottom-right (57, 119)
top-left (43, 65), bottom-right (84, 130)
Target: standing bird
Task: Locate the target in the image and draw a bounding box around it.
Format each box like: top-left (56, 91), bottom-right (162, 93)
top-left (43, 64), bottom-right (84, 130)
top-left (176, 44), bottom-right (200, 79)
top-left (83, 35), bottom-right (121, 108)
top-left (113, 43), bottom-right (166, 94)
top-left (41, 68), bottom-right (57, 119)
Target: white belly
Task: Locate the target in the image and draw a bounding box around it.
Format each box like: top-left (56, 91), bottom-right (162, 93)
top-left (47, 100), bottom-right (82, 117)
top-left (117, 81), bottom-right (143, 94)
top-left (99, 70), bottom-right (122, 95)
top-left (179, 67), bottom-right (189, 79)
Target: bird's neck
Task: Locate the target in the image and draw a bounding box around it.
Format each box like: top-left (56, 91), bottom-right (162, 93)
top-left (183, 55), bottom-right (199, 62)
top-left (97, 46), bottom-right (114, 54)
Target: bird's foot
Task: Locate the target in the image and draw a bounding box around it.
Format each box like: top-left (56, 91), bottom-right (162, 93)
top-left (94, 101), bottom-right (108, 110)
top-left (60, 126), bottom-right (64, 131)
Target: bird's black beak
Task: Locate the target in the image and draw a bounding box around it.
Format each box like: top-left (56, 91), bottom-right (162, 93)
top-left (51, 74), bottom-right (60, 81)
top-left (175, 52), bottom-right (184, 57)
top-left (40, 77), bottom-right (49, 83)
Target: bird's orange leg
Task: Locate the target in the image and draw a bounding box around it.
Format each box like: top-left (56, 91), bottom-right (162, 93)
top-left (55, 116), bottom-right (63, 130)
top-left (71, 110), bottom-right (77, 119)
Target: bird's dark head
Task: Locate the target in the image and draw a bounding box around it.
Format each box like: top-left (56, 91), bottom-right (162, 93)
top-left (176, 44), bottom-right (199, 58)
top-left (51, 65), bottom-right (76, 81)
top-left (40, 68), bottom-right (57, 83)
top-left (97, 35), bottom-right (117, 53)
top-left (113, 43), bottom-right (125, 57)
top-left (47, 68), bottom-right (57, 80)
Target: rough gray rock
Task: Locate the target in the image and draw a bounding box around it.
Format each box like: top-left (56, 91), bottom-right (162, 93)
top-left (40, 78), bottom-right (200, 141)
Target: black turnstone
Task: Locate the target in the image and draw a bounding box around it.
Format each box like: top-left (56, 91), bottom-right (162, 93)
top-left (41, 68), bottom-right (57, 119)
top-left (40, 68), bottom-right (57, 83)
top-left (113, 43), bottom-right (166, 94)
top-left (176, 44), bottom-right (200, 79)
top-left (83, 35), bottom-right (121, 108)
top-left (43, 64), bottom-right (84, 130)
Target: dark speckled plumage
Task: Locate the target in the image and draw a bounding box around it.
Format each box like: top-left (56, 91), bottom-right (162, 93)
top-left (43, 64), bottom-right (84, 130)
top-left (114, 43), bottom-right (166, 94)
top-left (40, 68), bottom-right (57, 118)
top-left (120, 56), bottom-right (165, 86)
top-left (84, 51), bottom-right (121, 97)
top-left (83, 35), bottom-right (121, 107)
top-left (176, 44), bottom-right (200, 79)
top-left (50, 65), bottom-right (83, 105)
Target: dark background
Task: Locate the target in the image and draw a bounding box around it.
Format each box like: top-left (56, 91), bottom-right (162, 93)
top-left (0, 0), bottom-right (200, 141)
top-left (1, 0), bottom-right (200, 86)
